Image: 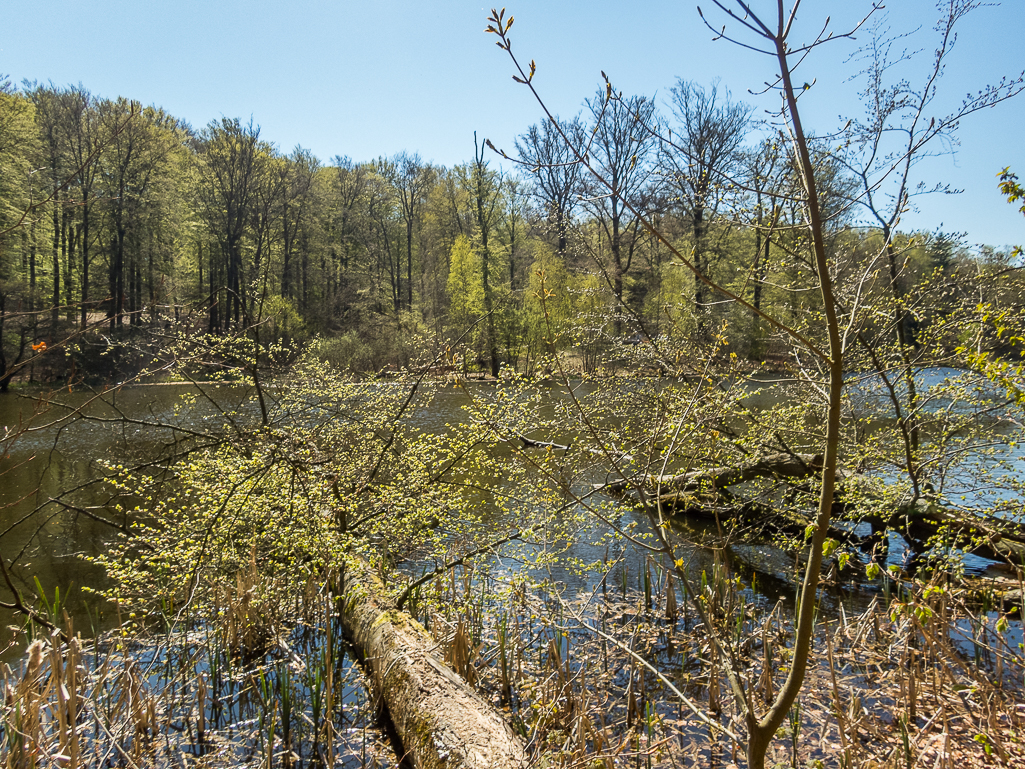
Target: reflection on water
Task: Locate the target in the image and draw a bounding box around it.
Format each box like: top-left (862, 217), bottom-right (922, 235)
top-left (0, 384), bottom-right (262, 648)
top-left (2, 370), bottom-right (1023, 656)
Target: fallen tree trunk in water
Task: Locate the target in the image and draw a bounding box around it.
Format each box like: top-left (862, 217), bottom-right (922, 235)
top-left (338, 560), bottom-right (527, 769)
top-left (897, 500), bottom-right (1025, 564)
top-left (602, 452), bottom-right (1025, 564)
top-left (601, 452), bottom-right (824, 495)
top-left (518, 434), bottom-right (571, 451)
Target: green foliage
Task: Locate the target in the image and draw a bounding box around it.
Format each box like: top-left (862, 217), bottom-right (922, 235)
top-left (258, 295), bottom-right (308, 344)
top-left (312, 331), bottom-right (377, 373)
top-left (447, 234), bottom-right (485, 327)
top-left (89, 350), bottom-right (555, 625)
top-left (998, 167), bottom-right (1024, 258)
top-left (525, 242), bottom-right (572, 357)
top-left (998, 168), bottom-right (1025, 216)
top-left (0, 86), bottom-right (37, 234)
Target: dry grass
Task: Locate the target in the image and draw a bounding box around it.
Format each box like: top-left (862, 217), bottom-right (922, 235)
top-left (3, 560), bottom-right (1022, 769)
top-left (427, 562), bottom-right (1025, 769)
top-left (0, 595), bottom-right (398, 768)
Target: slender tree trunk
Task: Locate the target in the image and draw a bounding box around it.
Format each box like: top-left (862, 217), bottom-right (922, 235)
top-left (749, 202), bottom-right (771, 359)
top-left (208, 244), bottom-right (219, 333)
top-left (302, 245), bottom-right (309, 316)
top-left (282, 219), bottom-right (291, 300)
top-left (80, 200), bottom-right (90, 330)
top-left (51, 200), bottom-right (60, 330)
top-left (478, 201), bottom-right (500, 378)
top-left (693, 203), bottom-right (706, 334)
top-left (0, 292), bottom-right (9, 393)
top-left (406, 219), bottom-right (414, 311)
top-left (611, 203), bottom-right (624, 335)
top-left (146, 227), bottom-right (155, 324)
top-left (127, 231), bottom-right (137, 326)
top-left (883, 229), bottom-right (921, 460)
top-left (508, 213), bottom-right (517, 291)
top-left (117, 221), bottom-right (125, 328)
top-left (29, 213), bottom-right (37, 313)
top-left (746, 36), bottom-right (845, 769)
top-left (64, 216), bottom-right (76, 323)
top-left (131, 252), bottom-right (141, 327)
top-left (111, 218), bottom-right (125, 331)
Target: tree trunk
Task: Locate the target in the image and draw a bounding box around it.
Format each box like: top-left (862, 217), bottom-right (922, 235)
top-left (606, 453), bottom-right (1025, 565)
top-left (407, 218), bottom-right (414, 311)
top-left (338, 561), bottom-right (527, 769)
top-left (29, 213), bottom-right (37, 312)
top-left (0, 292), bottom-right (7, 393)
top-left (693, 203), bottom-right (705, 332)
top-left (112, 219), bottom-right (125, 330)
top-left (899, 500), bottom-right (1025, 564)
top-left (602, 452), bottom-right (825, 495)
top-left (80, 199), bottom-right (90, 330)
top-left (51, 199), bottom-right (60, 330)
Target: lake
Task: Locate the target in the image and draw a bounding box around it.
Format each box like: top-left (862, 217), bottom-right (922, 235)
top-left (2, 369), bottom-right (1021, 653)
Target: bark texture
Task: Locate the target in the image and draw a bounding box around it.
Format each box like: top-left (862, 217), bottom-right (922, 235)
top-left (338, 562), bottom-right (527, 769)
top-left (898, 501), bottom-right (1025, 564)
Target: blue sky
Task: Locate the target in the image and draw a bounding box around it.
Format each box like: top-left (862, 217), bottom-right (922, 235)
top-left (3, 0), bottom-right (1023, 248)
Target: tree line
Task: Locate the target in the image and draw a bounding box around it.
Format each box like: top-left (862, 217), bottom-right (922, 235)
top-left (0, 71), bottom-right (1019, 390)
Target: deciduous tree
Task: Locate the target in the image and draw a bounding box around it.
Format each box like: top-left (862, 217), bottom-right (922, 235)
top-left (659, 79), bottom-right (751, 332)
top-left (580, 89), bottom-right (657, 332)
top-left (516, 115), bottom-right (584, 255)
top-left (195, 118), bottom-right (269, 330)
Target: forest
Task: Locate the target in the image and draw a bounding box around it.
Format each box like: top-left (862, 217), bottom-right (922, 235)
top-left (0, 66), bottom-right (1012, 388)
top-left (3, 2), bottom-right (1025, 768)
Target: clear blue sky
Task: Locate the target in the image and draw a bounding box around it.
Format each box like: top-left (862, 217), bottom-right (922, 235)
top-left (3, 0), bottom-right (1022, 248)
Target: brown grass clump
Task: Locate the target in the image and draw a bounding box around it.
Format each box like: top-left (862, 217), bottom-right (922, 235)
top-left (424, 561), bottom-right (1024, 769)
top-left (0, 588), bottom-right (399, 769)
top-left (3, 558), bottom-right (1023, 769)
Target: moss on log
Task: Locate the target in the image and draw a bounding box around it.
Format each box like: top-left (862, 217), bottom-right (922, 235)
top-left (338, 561), bottom-right (527, 769)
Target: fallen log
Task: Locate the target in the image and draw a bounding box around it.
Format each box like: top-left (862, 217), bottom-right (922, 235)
top-left (338, 560), bottom-right (527, 769)
top-left (898, 500), bottom-right (1025, 564)
top-left (601, 452), bottom-right (824, 495)
top-left (653, 493), bottom-right (860, 548)
top-left (601, 451), bottom-right (1025, 566)
top-left (518, 435), bottom-right (571, 451)
top-left (960, 575), bottom-right (1025, 612)
top-left (658, 491), bottom-right (1025, 567)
